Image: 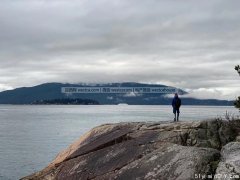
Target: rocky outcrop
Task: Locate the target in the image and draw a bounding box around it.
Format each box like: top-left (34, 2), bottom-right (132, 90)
top-left (22, 119), bottom-right (240, 180)
top-left (215, 142), bottom-right (240, 179)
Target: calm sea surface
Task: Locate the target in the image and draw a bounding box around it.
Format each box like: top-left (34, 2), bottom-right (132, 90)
top-left (0, 105), bottom-right (239, 180)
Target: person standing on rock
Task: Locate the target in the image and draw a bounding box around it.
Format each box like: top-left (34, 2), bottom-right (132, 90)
top-left (172, 93), bottom-right (181, 121)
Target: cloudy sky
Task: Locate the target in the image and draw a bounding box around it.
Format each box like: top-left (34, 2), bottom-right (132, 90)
top-left (0, 0), bottom-right (239, 100)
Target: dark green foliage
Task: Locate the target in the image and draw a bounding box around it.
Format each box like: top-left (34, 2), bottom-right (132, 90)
top-left (32, 98), bottom-right (99, 105)
top-left (235, 65), bottom-right (240, 75)
top-left (234, 96), bottom-right (240, 110)
top-left (234, 65), bottom-right (240, 110)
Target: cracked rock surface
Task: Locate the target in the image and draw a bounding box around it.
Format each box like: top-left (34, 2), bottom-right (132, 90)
top-left (215, 142), bottom-right (240, 179)
top-left (21, 119), bottom-right (240, 180)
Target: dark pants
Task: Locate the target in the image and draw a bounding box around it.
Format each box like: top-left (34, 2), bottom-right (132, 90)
top-left (173, 108), bottom-right (180, 121)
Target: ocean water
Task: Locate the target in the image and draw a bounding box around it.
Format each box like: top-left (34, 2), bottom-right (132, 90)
top-left (0, 105), bottom-right (239, 180)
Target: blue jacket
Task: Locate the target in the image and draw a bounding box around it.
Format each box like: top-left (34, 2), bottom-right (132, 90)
top-left (172, 96), bottom-right (181, 109)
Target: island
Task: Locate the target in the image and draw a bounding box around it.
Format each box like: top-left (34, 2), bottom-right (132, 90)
top-left (31, 98), bottom-right (99, 105)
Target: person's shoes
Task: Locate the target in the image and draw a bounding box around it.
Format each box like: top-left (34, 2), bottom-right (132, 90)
top-left (174, 118), bottom-right (176, 122)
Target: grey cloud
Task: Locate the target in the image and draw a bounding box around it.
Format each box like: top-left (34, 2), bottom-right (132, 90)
top-left (0, 0), bottom-right (239, 99)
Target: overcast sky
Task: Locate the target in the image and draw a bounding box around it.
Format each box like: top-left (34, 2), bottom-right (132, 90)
top-left (0, 0), bottom-right (239, 100)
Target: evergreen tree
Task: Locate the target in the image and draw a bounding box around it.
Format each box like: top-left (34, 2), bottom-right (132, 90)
top-left (234, 65), bottom-right (240, 110)
top-left (235, 65), bottom-right (240, 76)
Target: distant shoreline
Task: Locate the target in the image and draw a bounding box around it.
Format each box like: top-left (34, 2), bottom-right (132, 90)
top-left (0, 104), bottom-right (235, 106)
top-left (0, 82), bottom-right (234, 106)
